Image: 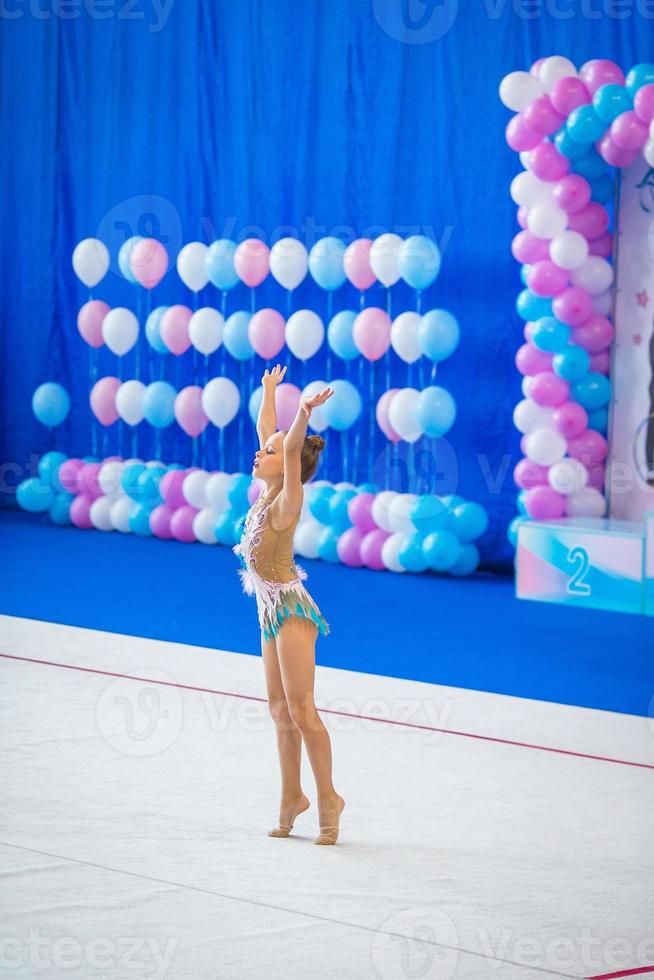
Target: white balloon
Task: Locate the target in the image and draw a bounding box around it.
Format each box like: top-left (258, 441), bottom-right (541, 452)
top-left (388, 388), bottom-right (422, 443)
top-left (387, 494), bottom-right (419, 534)
top-left (548, 458), bottom-right (588, 494)
top-left (391, 312), bottom-right (422, 364)
top-left (98, 460), bottom-right (124, 496)
top-left (189, 307), bottom-right (223, 355)
top-left (371, 490), bottom-right (399, 533)
top-left (592, 290), bottom-right (614, 316)
top-left (116, 380), bottom-right (145, 426)
top-left (177, 242), bottom-right (209, 292)
top-left (538, 56), bottom-right (577, 94)
top-left (510, 171), bottom-right (554, 207)
top-left (513, 398), bottom-right (555, 434)
top-left (549, 231), bottom-right (589, 270)
top-left (301, 380), bottom-right (330, 432)
top-left (89, 496), bottom-right (115, 531)
top-left (381, 531), bottom-right (408, 572)
top-left (205, 472), bottom-right (232, 510)
top-left (184, 469), bottom-right (210, 509)
top-left (528, 204), bottom-right (568, 239)
top-left (269, 238), bottom-right (308, 291)
top-left (202, 377), bottom-right (240, 428)
top-left (499, 70), bottom-right (544, 111)
top-left (72, 238), bottom-right (109, 287)
top-left (521, 376), bottom-right (534, 398)
top-left (110, 496), bottom-right (135, 532)
top-left (369, 233), bottom-right (403, 287)
top-left (334, 481), bottom-right (357, 491)
top-left (644, 139), bottom-right (654, 168)
top-left (525, 427), bottom-right (567, 465)
top-left (286, 310), bottom-right (324, 360)
top-left (193, 507), bottom-right (218, 544)
top-left (565, 487), bottom-right (606, 517)
top-left (295, 517), bottom-right (323, 558)
top-left (570, 256), bottom-right (614, 295)
top-left (102, 307), bottom-right (139, 355)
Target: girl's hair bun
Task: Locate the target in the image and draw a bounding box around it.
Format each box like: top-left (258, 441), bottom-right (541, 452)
top-left (306, 434), bottom-right (326, 452)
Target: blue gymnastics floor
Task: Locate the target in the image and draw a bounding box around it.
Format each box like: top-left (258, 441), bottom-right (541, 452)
top-left (1, 508), bottom-right (652, 718)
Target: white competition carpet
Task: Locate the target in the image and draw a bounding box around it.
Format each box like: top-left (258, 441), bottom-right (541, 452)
top-left (1, 614), bottom-right (652, 980)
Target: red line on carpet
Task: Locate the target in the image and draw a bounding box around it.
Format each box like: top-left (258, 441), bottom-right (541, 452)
top-left (586, 967), bottom-right (654, 978)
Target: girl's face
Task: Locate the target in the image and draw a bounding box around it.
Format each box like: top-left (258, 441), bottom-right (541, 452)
top-left (252, 430), bottom-right (285, 480)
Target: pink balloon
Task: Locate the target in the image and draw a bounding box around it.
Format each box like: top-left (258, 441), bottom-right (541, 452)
top-left (568, 428), bottom-right (608, 465)
top-left (530, 370), bottom-right (570, 407)
top-left (514, 458), bottom-right (549, 490)
top-left (175, 386), bottom-right (209, 437)
top-left (160, 468), bottom-right (196, 509)
top-left (610, 110), bottom-right (649, 150)
top-left (587, 463), bottom-right (606, 490)
top-left (150, 503), bottom-right (175, 539)
top-left (347, 492), bottom-right (377, 533)
top-left (234, 239), bottom-right (270, 288)
top-left (588, 232), bottom-right (612, 258)
top-left (528, 142), bottom-right (570, 181)
top-left (70, 494), bottom-right (94, 529)
top-left (552, 287), bottom-right (593, 326)
top-left (58, 458), bottom-right (85, 494)
top-left (567, 203), bottom-right (609, 240)
top-left (360, 528), bottom-right (391, 570)
top-left (512, 230), bottom-right (550, 264)
top-left (170, 505), bottom-right (199, 543)
top-left (571, 314), bottom-right (613, 353)
top-left (248, 308), bottom-right (286, 359)
top-left (524, 96), bottom-right (566, 136)
top-left (523, 321), bottom-right (535, 342)
top-left (247, 480), bottom-right (263, 506)
top-left (590, 350), bottom-right (610, 374)
top-left (596, 133), bottom-right (639, 168)
top-left (90, 376), bottom-right (121, 425)
top-left (552, 400), bottom-right (589, 439)
top-left (77, 462), bottom-right (103, 499)
top-left (579, 59), bottom-right (625, 94)
top-left (517, 206), bottom-right (530, 230)
top-left (336, 526), bottom-right (365, 567)
top-left (343, 238), bottom-right (376, 291)
top-left (553, 175), bottom-right (591, 214)
top-left (515, 342), bottom-right (554, 376)
top-left (530, 57), bottom-right (546, 77)
top-left (527, 260), bottom-right (569, 298)
top-left (520, 434), bottom-right (529, 455)
top-left (77, 300), bottom-right (109, 349)
top-left (634, 83), bottom-right (654, 124)
top-left (353, 308), bottom-right (391, 361)
top-left (506, 113), bottom-right (543, 152)
top-left (129, 238), bottom-right (169, 289)
top-left (160, 305), bottom-right (192, 355)
top-left (376, 389), bottom-right (402, 443)
top-left (525, 486), bottom-right (566, 519)
top-left (550, 76), bottom-right (591, 115)
top-left (274, 382), bottom-right (302, 430)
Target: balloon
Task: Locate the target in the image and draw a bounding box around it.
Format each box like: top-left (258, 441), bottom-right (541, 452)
top-left (398, 532), bottom-right (430, 573)
top-left (418, 309), bottom-right (460, 362)
top-left (552, 400), bottom-right (589, 438)
top-left (634, 83), bottom-right (654, 124)
top-left (515, 342), bottom-right (553, 376)
top-left (116, 380), bottom-right (145, 425)
top-left (398, 236), bottom-right (441, 290)
top-left (548, 458), bottom-right (588, 494)
top-left (175, 386), bottom-right (209, 437)
top-left (448, 502), bottom-right (489, 541)
top-left (72, 238), bottom-right (109, 287)
top-left (89, 496), bottom-right (114, 531)
top-left (538, 56), bottom-right (577, 94)
top-left (390, 312), bottom-right (421, 364)
top-left (224, 311), bottom-right (254, 361)
top-left (416, 386), bottom-right (456, 437)
top-left (448, 542), bottom-right (480, 576)
top-left (32, 383), bottom-right (70, 427)
top-left (77, 300), bottom-right (109, 349)
top-left (552, 343), bottom-right (590, 381)
top-left (527, 260), bottom-right (568, 298)
top-left (566, 104), bottom-right (606, 143)
top-left (552, 287), bottom-right (593, 326)
top-left (274, 382), bottom-right (303, 431)
top-left (376, 389), bottom-right (402, 444)
top-left (286, 310), bottom-right (324, 360)
top-left (129, 503), bottom-right (154, 536)
top-left (572, 315), bottom-right (613, 353)
top-left (514, 458), bottom-right (549, 489)
top-left (524, 96), bottom-right (565, 136)
top-left (553, 174), bottom-right (591, 213)
top-left (308, 237), bottom-right (346, 290)
top-left (142, 381), bottom-right (177, 428)
top-left (423, 530), bottom-right (462, 571)
top-left (16, 477), bottom-right (53, 513)
top-left (327, 310), bottom-right (359, 360)
top-left (145, 306), bottom-right (170, 354)
top-left (205, 472), bottom-right (232, 510)
top-left (512, 398), bottom-right (555, 433)
top-left (193, 507), bottom-right (219, 545)
top-left (580, 59), bottom-right (625, 95)
top-left (321, 379), bottom-right (362, 431)
top-left (524, 485), bottom-right (566, 519)
top-left (565, 486), bottom-right (606, 517)
top-left (353, 308), bottom-right (391, 361)
top-left (571, 372), bottom-right (612, 411)
top-left (170, 505), bottom-right (199, 543)
top-left (343, 238), bottom-right (376, 291)
top-left (248, 308), bottom-right (285, 360)
top-left (205, 239), bottom-right (239, 291)
top-left (202, 377), bottom-right (240, 428)
top-left (388, 388), bottom-right (422, 443)
top-left (500, 71), bottom-right (544, 111)
top-left (110, 496), bottom-right (135, 532)
top-left (550, 76), bottom-right (591, 116)
top-left (269, 238), bottom-right (308, 291)
top-left (129, 238), bottom-right (169, 289)
top-left (531, 315), bottom-right (571, 352)
top-left (177, 242), bottom-right (209, 292)
top-left (160, 305), bottom-right (192, 356)
top-left (529, 371), bottom-right (569, 407)
top-left (512, 230), bottom-right (551, 264)
top-left (359, 528), bottom-right (391, 570)
top-left (38, 450), bottom-right (68, 488)
top-left (524, 427), bottom-right (567, 465)
top-left (102, 307), bottom-right (139, 355)
top-left (549, 231), bottom-right (589, 270)
top-left (516, 289), bottom-right (553, 321)
top-left (90, 377), bottom-right (121, 426)
top-left (301, 379), bottom-right (331, 432)
top-left (527, 142), bottom-right (570, 181)
top-left (570, 257), bottom-right (613, 296)
top-left (118, 236), bottom-right (142, 284)
top-left (70, 494), bottom-right (94, 529)
top-left (234, 238), bottom-right (270, 287)
top-left (597, 133), bottom-right (638, 167)
top-left (189, 307), bottom-right (223, 355)
top-left (625, 63), bottom-right (654, 98)
top-left (369, 233), bottom-right (403, 287)
top-left (593, 83), bottom-right (632, 123)
top-left (527, 204), bottom-right (568, 238)
top-left (506, 114), bottom-right (544, 152)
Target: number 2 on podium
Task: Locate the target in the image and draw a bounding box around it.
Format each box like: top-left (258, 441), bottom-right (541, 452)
top-left (566, 546), bottom-right (591, 596)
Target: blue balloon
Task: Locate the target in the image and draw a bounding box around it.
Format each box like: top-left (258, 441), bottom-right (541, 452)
top-left (508, 516), bottom-right (527, 547)
top-left (82, 455), bottom-right (100, 463)
top-left (516, 490), bottom-right (528, 515)
top-left (399, 532), bottom-right (429, 572)
top-left (49, 491), bottom-right (74, 525)
top-left (16, 477), bottom-right (53, 513)
top-left (554, 129), bottom-right (591, 160)
top-left (206, 239), bottom-right (239, 291)
top-left (224, 311), bottom-right (254, 361)
top-left (329, 489), bottom-right (356, 533)
top-left (589, 175), bottom-right (613, 204)
top-left (309, 237), bottom-right (346, 291)
top-left (248, 387), bottom-right (263, 426)
top-left (423, 530), bottom-right (462, 571)
top-left (571, 372), bottom-right (612, 411)
top-left (118, 236), bottom-right (143, 284)
top-left (328, 311), bottom-right (359, 360)
top-left (129, 503), bottom-right (153, 536)
top-left (410, 494), bottom-right (450, 534)
top-left (356, 482), bottom-right (380, 494)
top-left (520, 264), bottom-right (530, 286)
top-left (552, 343), bottom-right (590, 381)
top-left (216, 508), bottom-right (241, 546)
top-left (515, 290), bottom-right (552, 322)
top-left (441, 493), bottom-right (465, 510)
top-left (588, 407), bottom-right (608, 434)
top-left (398, 236), bottom-right (441, 290)
top-left (572, 149), bottom-right (609, 180)
top-left (592, 83), bottom-right (632, 123)
top-left (448, 502), bottom-right (488, 542)
top-left (625, 63), bottom-right (654, 97)
top-left (32, 382), bottom-right (70, 427)
top-left (38, 451), bottom-right (68, 488)
top-left (145, 306), bottom-right (170, 354)
top-left (566, 105), bottom-right (606, 144)
top-left (418, 309), bottom-right (460, 361)
top-left (137, 466), bottom-right (165, 503)
top-left (121, 463), bottom-right (147, 499)
top-left (416, 386), bottom-right (456, 437)
top-left (321, 379), bottom-right (362, 431)
top-left (228, 474), bottom-right (251, 511)
top-left (532, 316), bottom-right (571, 353)
top-left (143, 381), bottom-right (177, 428)
top-left (309, 486), bottom-right (336, 524)
top-left (448, 542), bottom-right (480, 576)
top-left (317, 526), bottom-right (341, 562)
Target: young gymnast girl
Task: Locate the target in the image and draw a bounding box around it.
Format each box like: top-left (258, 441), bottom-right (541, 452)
top-left (232, 364), bottom-right (346, 845)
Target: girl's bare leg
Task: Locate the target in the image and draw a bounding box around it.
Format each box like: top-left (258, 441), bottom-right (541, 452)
top-left (261, 631), bottom-right (309, 831)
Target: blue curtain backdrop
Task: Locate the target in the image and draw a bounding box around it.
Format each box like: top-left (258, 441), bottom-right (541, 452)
top-left (0, 0), bottom-right (650, 570)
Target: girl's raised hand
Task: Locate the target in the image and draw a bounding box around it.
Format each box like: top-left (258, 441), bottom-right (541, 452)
top-left (300, 386), bottom-right (334, 418)
top-left (262, 364), bottom-right (287, 388)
